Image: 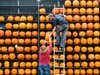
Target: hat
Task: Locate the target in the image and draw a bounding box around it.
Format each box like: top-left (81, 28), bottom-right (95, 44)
top-left (40, 45), bottom-right (47, 53)
top-left (48, 13), bottom-right (55, 18)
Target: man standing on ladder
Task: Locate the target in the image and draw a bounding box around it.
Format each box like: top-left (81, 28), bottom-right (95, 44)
top-left (48, 14), bottom-right (69, 51)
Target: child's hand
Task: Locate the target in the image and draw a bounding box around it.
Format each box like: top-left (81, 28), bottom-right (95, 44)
top-left (49, 37), bottom-right (52, 43)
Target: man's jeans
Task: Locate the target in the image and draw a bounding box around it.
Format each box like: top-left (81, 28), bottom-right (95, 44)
top-left (56, 24), bottom-right (68, 48)
top-left (39, 64), bottom-right (50, 75)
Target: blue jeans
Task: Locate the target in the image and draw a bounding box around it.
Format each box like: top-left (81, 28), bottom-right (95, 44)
top-left (39, 64), bottom-right (50, 75)
top-left (56, 24), bottom-right (68, 48)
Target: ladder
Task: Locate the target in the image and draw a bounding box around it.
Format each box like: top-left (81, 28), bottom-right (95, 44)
top-left (53, 4), bottom-right (66, 75)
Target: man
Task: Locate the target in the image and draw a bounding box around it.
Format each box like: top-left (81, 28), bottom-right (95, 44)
top-left (39, 37), bottom-right (52, 75)
top-left (48, 13), bottom-right (69, 51)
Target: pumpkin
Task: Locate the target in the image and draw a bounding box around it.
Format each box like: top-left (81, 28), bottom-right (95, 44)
top-left (40, 23), bottom-right (45, 29)
top-left (66, 31), bottom-right (71, 37)
top-left (80, 69), bottom-right (86, 75)
top-left (40, 39), bottom-right (45, 44)
top-left (25, 69), bottom-right (31, 75)
top-left (0, 54), bottom-right (2, 59)
top-left (80, 8), bottom-right (86, 14)
top-left (61, 70), bottom-right (66, 74)
top-left (87, 23), bottom-right (94, 29)
top-left (45, 16), bottom-right (49, 22)
top-left (5, 30), bottom-right (12, 37)
top-left (66, 8), bottom-right (72, 14)
top-left (24, 47), bottom-right (31, 52)
top-left (86, 30), bottom-right (93, 36)
top-left (32, 38), bottom-right (38, 44)
top-left (18, 69), bottom-right (24, 74)
top-left (0, 69), bottom-right (3, 75)
top-left (81, 23), bottom-right (87, 29)
top-left (74, 62), bottom-right (80, 68)
top-left (74, 45), bottom-right (80, 52)
top-left (18, 39), bottom-right (24, 44)
top-left (81, 46), bottom-right (87, 52)
top-left (32, 62), bottom-right (38, 68)
top-left (88, 47), bottom-right (93, 52)
top-left (87, 69), bottom-right (93, 75)
top-left (26, 31), bottom-right (31, 37)
top-left (87, 15), bottom-right (93, 22)
top-left (16, 46), bottom-right (24, 52)
top-left (46, 23), bottom-right (52, 30)
top-left (52, 8), bottom-right (60, 14)
top-left (32, 31), bottom-right (38, 37)
top-left (4, 69), bottom-right (10, 75)
top-left (25, 39), bottom-right (31, 44)
top-left (0, 30), bottom-right (4, 37)
top-left (4, 61), bottom-right (10, 68)
top-left (73, 54), bottom-right (79, 60)
top-left (74, 69), bottom-right (80, 75)
top-left (73, 0), bottom-right (79, 6)
top-left (80, 54), bottom-right (86, 60)
top-left (73, 31), bottom-right (78, 37)
top-left (12, 38), bottom-right (18, 44)
top-left (0, 39), bottom-right (4, 45)
top-left (73, 15), bottom-right (80, 22)
top-left (15, 16), bottom-right (20, 21)
top-left (20, 62), bottom-right (25, 68)
top-left (87, 38), bottom-right (93, 45)
top-left (73, 38), bottom-right (80, 44)
top-left (75, 23), bottom-right (81, 29)
top-left (33, 23), bottom-right (38, 29)
top-left (19, 31), bottom-right (25, 37)
top-left (64, 0), bottom-right (71, 6)
top-left (27, 16), bottom-right (34, 21)
top-left (87, 8), bottom-right (93, 14)
top-left (80, 0), bottom-right (86, 6)
top-left (93, 7), bottom-right (99, 14)
top-left (5, 38), bottom-right (11, 44)
top-left (55, 69), bottom-right (60, 74)
top-left (94, 23), bottom-right (99, 29)
top-left (13, 31), bottom-right (19, 37)
top-left (95, 61), bottom-right (100, 68)
top-left (94, 46), bottom-right (100, 52)
top-left (81, 15), bottom-right (87, 22)
top-left (8, 46), bottom-right (14, 52)
top-left (66, 15), bottom-right (73, 21)
top-left (81, 38), bottom-right (87, 45)
top-left (66, 54), bottom-right (73, 60)
top-left (66, 46), bottom-right (73, 52)
top-left (67, 39), bottom-right (73, 45)
top-left (9, 53), bottom-right (16, 60)
top-left (93, 0), bottom-right (99, 6)
top-left (39, 8), bottom-right (46, 14)
top-left (1, 46), bottom-right (7, 52)
top-left (19, 22), bottom-right (26, 29)
top-left (0, 16), bottom-right (5, 21)
top-left (26, 23), bottom-right (32, 29)
top-left (94, 15), bottom-right (99, 22)
top-left (13, 24), bottom-right (19, 29)
top-left (40, 31), bottom-right (45, 37)
top-left (69, 23), bottom-right (75, 29)
top-left (95, 54), bottom-right (100, 60)
top-left (32, 69), bottom-right (37, 74)
top-left (20, 16), bottom-right (26, 21)
top-left (81, 62), bottom-right (88, 68)
top-left (32, 54), bottom-right (38, 60)
top-left (17, 54), bottom-right (24, 60)
top-left (87, 1), bottom-right (92, 6)
top-left (89, 62), bottom-right (94, 68)
top-left (40, 15), bottom-right (45, 22)
top-left (5, 23), bottom-right (12, 29)
top-left (79, 31), bottom-right (85, 37)
top-left (3, 54), bottom-right (9, 60)
top-left (73, 8), bottom-right (79, 14)
top-left (88, 54), bottom-right (94, 60)
top-left (26, 62), bottom-right (31, 67)
top-left (93, 69), bottom-right (99, 74)
top-left (31, 46), bottom-right (38, 52)
top-left (93, 38), bottom-right (99, 44)
top-left (67, 69), bottom-right (73, 75)
top-left (11, 69), bottom-right (17, 75)
top-left (7, 16), bottom-right (14, 21)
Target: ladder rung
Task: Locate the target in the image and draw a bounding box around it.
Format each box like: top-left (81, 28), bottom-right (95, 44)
top-left (55, 58), bottom-right (65, 60)
top-left (54, 66), bottom-right (65, 68)
top-left (54, 74), bottom-right (65, 75)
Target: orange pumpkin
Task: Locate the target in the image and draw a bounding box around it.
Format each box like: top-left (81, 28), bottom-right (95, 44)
top-left (19, 31), bottom-right (25, 37)
top-left (80, 0), bottom-right (86, 6)
top-left (0, 30), bottom-right (4, 37)
top-left (87, 1), bottom-right (92, 6)
top-left (74, 69), bottom-right (80, 75)
top-left (93, 0), bottom-right (99, 6)
top-left (20, 62), bottom-right (25, 68)
top-left (26, 23), bottom-right (32, 29)
top-left (80, 8), bottom-right (86, 14)
top-left (94, 23), bottom-right (99, 29)
top-left (81, 15), bottom-right (87, 22)
top-left (11, 69), bottom-right (17, 75)
top-left (93, 69), bottom-right (99, 74)
top-left (15, 16), bottom-right (20, 21)
top-left (0, 39), bottom-right (4, 45)
top-left (64, 0), bottom-right (71, 6)
top-left (69, 23), bottom-right (75, 29)
top-left (73, 54), bottom-right (79, 60)
top-left (94, 46), bottom-right (100, 52)
top-left (13, 31), bottom-right (19, 37)
top-left (1, 46), bottom-right (7, 52)
top-left (5, 30), bottom-right (12, 37)
top-left (55, 69), bottom-right (60, 74)
top-left (81, 23), bottom-right (87, 29)
top-left (73, 31), bottom-right (78, 37)
top-left (86, 30), bottom-right (93, 36)
top-left (66, 8), bottom-right (72, 14)
top-left (74, 46), bottom-right (80, 52)
top-left (40, 31), bottom-right (45, 37)
top-left (5, 38), bottom-right (11, 44)
top-left (94, 15), bottom-right (99, 22)
top-left (94, 31), bottom-right (99, 36)
top-left (39, 8), bottom-right (46, 14)
top-left (88, 54), bottom-right (94, 60)
top-left (73, 8), bottom-right (79, 14)
top-left (26, 31), bottom-right (31, 37)
top-left (88, 47), bottom-right (93, 52)
top-left (18, 69), bottom-right (24, 74)
top-left (66, 15), bottom-right (73, 21)
top-left (67, 39), bottom-right (73, 45)
top-left (66, 62), bottom-right (73, 68)
top-left (81, 62), bottom-right (88, 68)
top-left (81, 46), bottom-right (87, 53)
top-left (5, 23), bottom-right (12, 29)
top-left (80, 54), bottom-right (86, 60)
top-left (87, 69), bottom-right (93, 75)
top-left (66, 54), bottom-right (73, 60)
top-left (24, 47), bottom-right (31, 52)
top-left (93, 7), bottom-right (99, 14)
top-left (74, 62), bottom-right (80, 68)
top-left (25, 39), bottom-right (31, 44)
top-left (32, 38), bottom-right (38, 44)
top-left (27, 16), bottom-right (34, 21)
top-left (93, 38), bottom-right (99, 44)
top-left (95, 54), bottom-right (100, 60)
top-left (25, 69), bottom-right (31, 75)
top-left (32, 31), bottom-right (38, 37)
top-left (40, 39), bottom-right (45, 44)
top-left (95, 61), bottom-right (100, 68)
top-left (17, 54), bottom-right (24, 60)
top-left (8, 46), bottom-right (14, 52)
top-left (87, 38), bottom-right (93, 45)
top-left (45, 16), bottom-right (49, 22)
top-left (73, 0), bottom-right (79, 6)
top-left (73, 15), bottom-right (80, 22)
top-left (7, 16), bottom-right (14, 21)
top-left (19, 23), bottom-right (26, 29)
top-left (87, 8), bottom-right (93, 14)
top-left (75, 23), bottom-right (81, 29)
top-left (67, 69), bottom-right (73, 75)
top-left (0, 16), bottom-right (5, 21)
top-left (66, 46), bottom-right (73, 52)
top-left (40, 15), bottom-right (45, 22)
top-left (4, 69), bottom-right (10, 75)
top-left (9, 53), bottom-right (16, 60)
top-left (16, 46), bottom-right (24, 52)
top-left (79, 31), bottom-right (85, 37)
top-left (87, 15), bottom-right (93, 22)
top-left (81, 38), bottom-right (87, 45)
top-left (33, 23), bottom-right (38, 29)
top-left (13, 24), bottom-right (19, 29)
top-left (20, 16), bottom-right (26, 21)
top-left (46, 23), bottom-right (52, 30)
top-left (87, 23), bottom-right (94, 29)
top-left (73, 38), bottom-right (80, 44)
top-left (3, 54), bottom-right (9, 60)
top-left (40, 23), bottom-right (45, 29)
top-left (32, 62), bottom-right (38, 68)
top-left (66, 31), bottom-right (71, 37)
top-left (32, 69), bottom-right (37, 74)
top-left (12, 38), bottom-right (18, 44)
top-left (25, 55), bottom-right (31, 60)
top-left (89, 62), bottom-right (94, 68)
top-left (80, 69), bottom-right (86, 75)
top-left (18, 39), bottom-right (24, 44)
top-left (31, 46), bottom-right (38, 52)
top-left (32, 54), bottom-right (38, 60)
